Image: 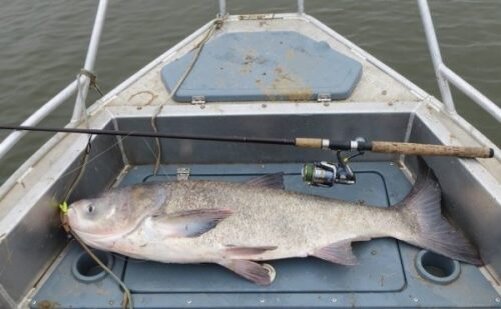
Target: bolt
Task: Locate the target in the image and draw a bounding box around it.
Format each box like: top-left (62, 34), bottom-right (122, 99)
top-left (323, 102), bottom-right (330, 107)
top-left (331, 297), bottom-right (337, 303)
top-left (495, 297), bottom-right (500, 303)
top-left (259, 299), bottom-right (265, 303)
top-left (371, 249), bottom-right (377, 255)
top-left (186, 300), bottom-right (192, 304)
top-left (200, 105), bottom-right (206, 109)
top-left (413, 297), bottom-right (419, 303)
top-left (261, 104), bottom-right (267, 108)
top-left (109, 300), bottom-right (114, 305)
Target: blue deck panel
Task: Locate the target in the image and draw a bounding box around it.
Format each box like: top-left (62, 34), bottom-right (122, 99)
top-left (161, 32), bottom-right (362, 102)
top-left (31, 162), bottom-right (500, 308)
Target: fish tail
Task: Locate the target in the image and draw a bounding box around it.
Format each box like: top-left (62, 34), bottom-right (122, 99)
top-left (394, 158), bottom-right (482, 265)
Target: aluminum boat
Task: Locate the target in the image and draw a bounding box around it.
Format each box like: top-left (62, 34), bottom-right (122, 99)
top-left (0, 1), bottom-right (500, 308)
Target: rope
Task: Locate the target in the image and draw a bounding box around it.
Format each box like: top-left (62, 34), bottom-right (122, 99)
top-left (72, 231), bottom-right (133, 309)
top-left (59, 69), bottom-right (131, 308)
top-left (80, 68), bottom-right (104, 97)
top-left (151, 17), bottom-right (223, 175)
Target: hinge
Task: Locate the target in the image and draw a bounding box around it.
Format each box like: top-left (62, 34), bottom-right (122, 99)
top-left (176, 167), bottom-right (191, 181)
top-left (317, 93), bottom-right (331, 103)
top-left (191, 96), bottom-right (206, 104)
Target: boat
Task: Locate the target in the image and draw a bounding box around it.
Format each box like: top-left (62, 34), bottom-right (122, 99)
top-left (0, 0), bottom-right (500, 308)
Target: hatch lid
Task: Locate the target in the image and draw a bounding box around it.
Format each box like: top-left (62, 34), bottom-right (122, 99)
top-left (161, 31), bottom-right (362, 102)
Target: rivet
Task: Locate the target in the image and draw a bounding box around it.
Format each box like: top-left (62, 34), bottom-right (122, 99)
top-left (331, 297), bottom-right (337, 303)
top-left (31, 300), bottom-right (37, 305)
top-left (323, 102), bottom-right (330, 107)
top-left (187, 300), bottom-right (192, 304)
top-left (261, 104), bottom-right (267, 108)
top-left (259, 299), bottom-right (265, 303)
top-left (413, 297), bottom-right (419, 302)
top-left (495, 297), bottom-right (500, 303)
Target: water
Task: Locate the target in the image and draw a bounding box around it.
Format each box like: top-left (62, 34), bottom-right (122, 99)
top-left (0, 0), bottom-right (500, 183)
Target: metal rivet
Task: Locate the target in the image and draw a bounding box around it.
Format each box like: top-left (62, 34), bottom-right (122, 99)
top-left (495, 297), bottom-right (500, 303)
top-left (261, 104), bottom-right (267, 108)
top-left (31, 300), bottom-right (37, 305)
top-left (413, 297), bottom-right (419, 302)
top-left (109, 300), bottom-right (114, 305)
top-left (200, 105), bottom-right (205, 109)
top-left (323, 102), bottom-right (330, 107)
top-left (187, 300), bottom-right (192, 304)
top-left (371, 249), bottom-right (377, 255)
top-left (259, 299), bottom-right (265, 303)
top-left (331, 297), bottom-right (337, 303)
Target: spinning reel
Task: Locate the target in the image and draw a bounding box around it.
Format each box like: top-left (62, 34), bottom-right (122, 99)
top-left (301, 138), bottom-right (366, 187)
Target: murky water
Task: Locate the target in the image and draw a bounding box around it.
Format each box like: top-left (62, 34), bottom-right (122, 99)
top-left (0, 0), bottom-right (500, 183)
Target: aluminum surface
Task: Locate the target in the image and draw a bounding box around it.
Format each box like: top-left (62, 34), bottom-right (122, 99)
top-left (439, 65), bottom-right (501, 123)
top-left (417, 0), bottom-right (455, 113)
top-left (71, 0), bottom-right (109, 122)
top-left (0, 80), bottom-right (77, 161)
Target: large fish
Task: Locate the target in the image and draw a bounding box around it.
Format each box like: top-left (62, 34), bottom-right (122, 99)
top-left (67, 162), bottom-right (481, 285)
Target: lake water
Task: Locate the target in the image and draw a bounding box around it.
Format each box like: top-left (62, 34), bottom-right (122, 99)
top-left (0, 0), bottom-right (500, 183)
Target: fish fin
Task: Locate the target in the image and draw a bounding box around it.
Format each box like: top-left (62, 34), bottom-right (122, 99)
top-left (152, 208), bottom-right (233, 238)
top-left (225, 245), bottom-right (277, 256)
top-left (219, 259), bottom-right (276, 285)
top-left (312, 240), bottom-right (358, 265)
top-left (245, 173), bottom-right (285, 189)
top-left (395, 157), bottom-right (482, 265)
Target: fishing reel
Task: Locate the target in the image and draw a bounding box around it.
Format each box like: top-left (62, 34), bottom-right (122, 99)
top-left (301, 138), bottom-right (366, 187)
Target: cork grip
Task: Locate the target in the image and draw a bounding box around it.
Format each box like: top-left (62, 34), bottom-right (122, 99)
top-left (295, 138), bottom-right (322, 148)
top-left (372, 141), bottom-right (493, 158)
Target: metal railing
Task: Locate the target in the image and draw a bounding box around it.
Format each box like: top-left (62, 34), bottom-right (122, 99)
top-left (417, 0), bottom-right (501, 122)
top-left (0, 0), bottom-right (499, 162)
top-left (0, 0), bottom-right (109, 161)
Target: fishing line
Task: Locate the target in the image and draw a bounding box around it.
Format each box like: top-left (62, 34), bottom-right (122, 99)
top-left (71, 232), bottom-right (133, 309)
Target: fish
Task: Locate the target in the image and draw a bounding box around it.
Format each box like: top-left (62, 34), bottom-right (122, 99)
top-left (66, 161), bottom-right (481, 285)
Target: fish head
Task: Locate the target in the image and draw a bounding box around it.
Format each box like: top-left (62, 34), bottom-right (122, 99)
top-left (67, 183), bottom-right (169, 242)
top-left (66, 196), bottom-right (129, 239)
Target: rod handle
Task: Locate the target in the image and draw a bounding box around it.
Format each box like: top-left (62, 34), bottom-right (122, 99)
top-left (372, 141), bottom-right (494, 158)
top-left (295, 138), bottom-right (322, 148)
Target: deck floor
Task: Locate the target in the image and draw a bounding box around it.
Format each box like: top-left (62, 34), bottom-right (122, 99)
top-left (31, 162), bottom-right (500, 308)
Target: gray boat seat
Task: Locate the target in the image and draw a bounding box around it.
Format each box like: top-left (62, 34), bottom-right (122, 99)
top-left (161, 31), bottom-right (362, 102)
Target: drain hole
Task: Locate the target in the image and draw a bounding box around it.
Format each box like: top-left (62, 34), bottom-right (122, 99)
top-left (415, 250), bottom-right (460, 284)
top-left (72, 250), bottom-right (114, 283)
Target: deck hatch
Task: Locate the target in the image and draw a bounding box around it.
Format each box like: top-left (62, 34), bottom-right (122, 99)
top-left (161, 31), bottom-right (362, 102)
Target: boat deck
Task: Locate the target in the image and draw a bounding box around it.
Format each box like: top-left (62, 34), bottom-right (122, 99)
top-left (31, 162), bottom-right (500, 308)
top-left (107, 14), bottom-right (422, 108)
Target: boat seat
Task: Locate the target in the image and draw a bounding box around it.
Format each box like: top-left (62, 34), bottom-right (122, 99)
top-left (161, 31), bottom-right (362, 102)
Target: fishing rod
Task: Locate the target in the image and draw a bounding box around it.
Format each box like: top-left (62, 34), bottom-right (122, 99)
top-left (0, 125), bottom-right (494, 158)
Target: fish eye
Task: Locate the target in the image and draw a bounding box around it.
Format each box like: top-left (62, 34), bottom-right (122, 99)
top-left (87, 205), bottom-right (95, 213)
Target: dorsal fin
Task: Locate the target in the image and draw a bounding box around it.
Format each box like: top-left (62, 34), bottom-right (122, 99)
top-left (245, 173), bottom-right (285, 190)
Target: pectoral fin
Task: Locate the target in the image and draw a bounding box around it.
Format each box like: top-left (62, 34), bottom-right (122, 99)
top-left (150, 208), bottom-right (233, 238)
top-left (219, 259), bottom-right (276, 285)
top-left (312, 240), bottom-right (358, 265)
